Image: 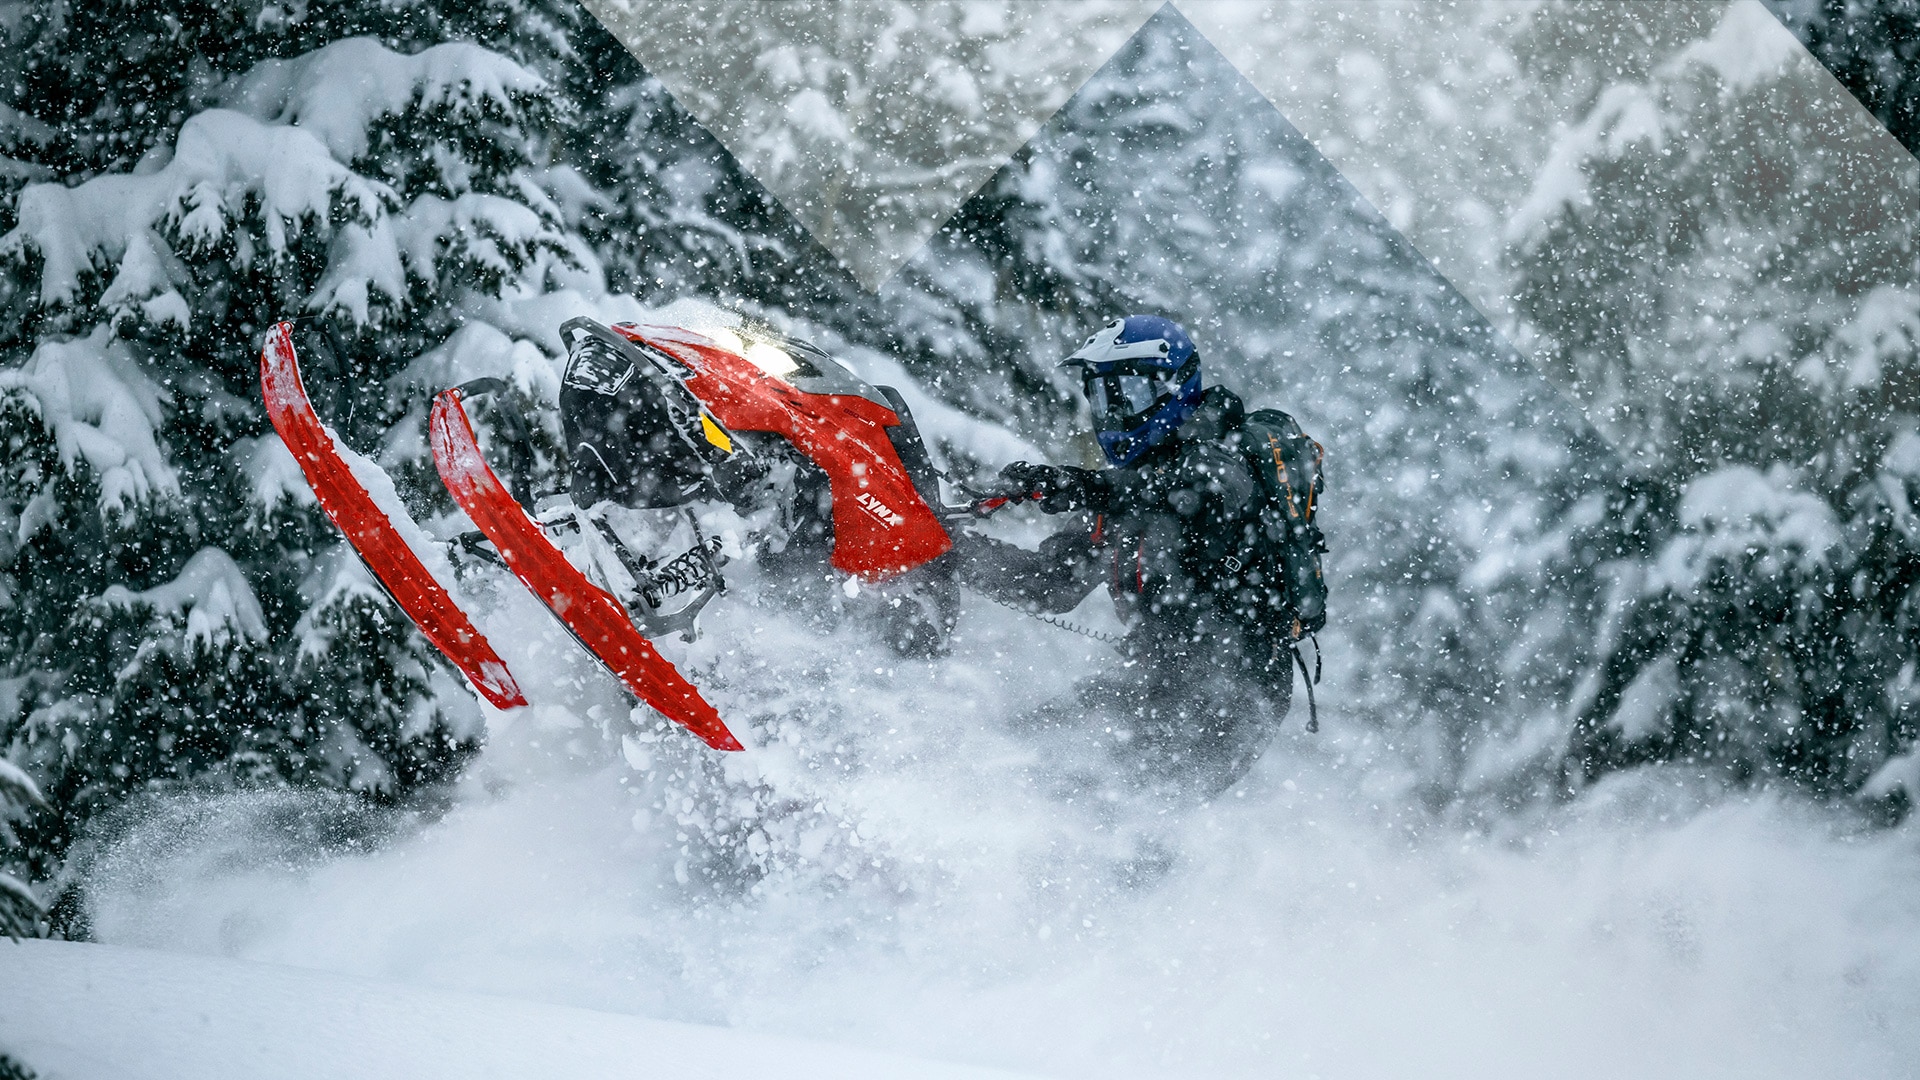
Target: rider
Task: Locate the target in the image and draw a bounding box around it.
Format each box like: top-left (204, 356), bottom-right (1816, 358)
top-left (952, 315), bottom-right (1322, 800)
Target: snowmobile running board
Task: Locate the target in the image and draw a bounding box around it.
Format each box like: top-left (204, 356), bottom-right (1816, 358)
top-left (430, 384), bottom-right (742, 750)
top-left (258, 323), bottom-right (526, 710)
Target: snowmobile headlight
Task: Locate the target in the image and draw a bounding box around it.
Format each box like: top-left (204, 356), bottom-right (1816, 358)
top-left (706, 326), bottom-right (746, 356)
top-left (744, 341), bottom-right (799, 377)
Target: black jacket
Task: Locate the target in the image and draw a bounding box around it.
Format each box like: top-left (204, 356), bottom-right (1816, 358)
top-left (956, 387), bottom-right (1289, 681)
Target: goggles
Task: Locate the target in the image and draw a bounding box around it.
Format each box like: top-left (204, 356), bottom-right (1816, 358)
top-left (1083, 369), bottom-right (1168, 425)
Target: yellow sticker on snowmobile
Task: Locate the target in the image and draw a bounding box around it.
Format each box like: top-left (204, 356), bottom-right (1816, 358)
top-left (700, 413), bottom-right (733, 454)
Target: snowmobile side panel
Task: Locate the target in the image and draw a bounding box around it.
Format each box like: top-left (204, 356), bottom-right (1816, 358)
top-left (258, 323), bottom-right (526, 710)
top-left (428, 385), bottom-right (743, 752)
top-left (613, 324), bottom-right (952, 578)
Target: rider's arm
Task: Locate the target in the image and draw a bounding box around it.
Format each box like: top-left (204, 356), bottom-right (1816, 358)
top-left (949, 525), bottom-right (1101, 615)
top-left (1096, 441), bottom-right (1260, 520)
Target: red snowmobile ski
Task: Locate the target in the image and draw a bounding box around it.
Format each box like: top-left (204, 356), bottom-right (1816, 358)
top-left (430, 381), bottom-right (741, 751)
top-left (260, 315), bottom-right (958, 752)
top-left (260, 323), bottom-right (526, 710)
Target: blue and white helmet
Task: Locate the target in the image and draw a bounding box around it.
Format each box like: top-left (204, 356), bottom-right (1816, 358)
top-left (1062, 315), bottom-right (1203, 466)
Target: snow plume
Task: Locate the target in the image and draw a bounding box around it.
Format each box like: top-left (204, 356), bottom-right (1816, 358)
top-left (73, 602), bottom-right (1920, 1080)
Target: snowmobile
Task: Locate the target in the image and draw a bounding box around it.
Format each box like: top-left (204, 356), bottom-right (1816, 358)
top-left (260, 316), bottom-right (964, 752)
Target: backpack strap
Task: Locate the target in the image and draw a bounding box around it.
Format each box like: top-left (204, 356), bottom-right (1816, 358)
top-left (1287, 633), bottom-right (1322, 733)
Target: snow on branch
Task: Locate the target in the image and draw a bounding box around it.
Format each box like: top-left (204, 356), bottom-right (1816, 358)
top-left (307, 215), bottom-right (408, 327)
top-left (1506, 84), bottom-right (1669, 249)
top-left (1506, 3), bottom-right (1808, 252)
top-left (0, 872), bottom-right (40, 939)
top-left (227, 38), bottom-right (548, 164)
top-left (235, 432), bottom-right (317, 518)
top-left (0, 754), bottom-right (41, 939)
top-left (0, 757), bottom-right (45, 814)
top-left (1832, 286), bottom-right (1920, 392)
top-left (1652, 465), bottom-right (1843, 593)
top-left (3, 109), bottom-right (391, 316)
top-left (397, 191), bottom-right (563, 289)
top-left (0, 327), bottom-right (179, 514)
top-left (99, 546), bottom-right (270, 650)
top-left (400, 321), bottom-right (560, 405)
top-left (1667, 0), bottom-right (1800, 94)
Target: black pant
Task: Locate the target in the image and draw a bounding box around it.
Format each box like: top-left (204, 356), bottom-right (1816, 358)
top-left (1017, 620), bottom-right (1294, 803)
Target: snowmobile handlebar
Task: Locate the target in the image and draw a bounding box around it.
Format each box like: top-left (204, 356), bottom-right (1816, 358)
top-left (969, 491), bottom-right (1043, 516)
top-left (957, 462), bottom-right (1104, 517)
top-left (946, 476), bottom-right (1045, 518)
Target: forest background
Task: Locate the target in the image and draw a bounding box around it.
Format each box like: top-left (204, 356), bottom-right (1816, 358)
top-left (0, 0), bottom-right (1916, 954)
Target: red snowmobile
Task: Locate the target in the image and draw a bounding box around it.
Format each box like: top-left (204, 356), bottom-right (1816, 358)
top-left (261, 316), bottom-right (963, 752)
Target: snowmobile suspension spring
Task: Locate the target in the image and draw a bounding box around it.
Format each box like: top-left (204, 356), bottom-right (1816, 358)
top-left (640, 536), bottom-right (724, 606)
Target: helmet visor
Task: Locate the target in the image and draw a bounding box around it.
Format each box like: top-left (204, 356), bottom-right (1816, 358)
top-left (1083, 371), bottom-right (1163, 429)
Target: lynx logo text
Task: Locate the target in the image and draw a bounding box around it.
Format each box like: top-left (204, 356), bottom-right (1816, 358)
top-left (856, 491), bottom-right (906, 527)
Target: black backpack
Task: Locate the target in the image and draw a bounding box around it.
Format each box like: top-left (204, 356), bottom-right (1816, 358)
top-left (1240, 408), bottom-right (1328, 639)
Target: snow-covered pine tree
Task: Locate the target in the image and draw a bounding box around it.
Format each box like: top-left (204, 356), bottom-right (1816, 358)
top-left (0, 753), bottom-right (45, 939)
top-left (1764, 0), bottom-right (1920, 155)
top-left (0, 6), bottom-right (587, 902)
top-left (1507, 2), bottom-right (1920, 801)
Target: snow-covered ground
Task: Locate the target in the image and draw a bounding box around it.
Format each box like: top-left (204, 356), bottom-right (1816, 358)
top-left (0, 938), bottom-right (1038, 1079)
top-left (30, 577), bottom-right (1920, 1080)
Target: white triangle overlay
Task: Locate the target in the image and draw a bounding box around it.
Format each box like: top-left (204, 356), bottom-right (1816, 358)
top-left (1175, 0), bottom-right (1918, 397)
top-left (588, 0), bottom-right (1917, 456)
top-left (583, 0), bottom-right (1162, 289)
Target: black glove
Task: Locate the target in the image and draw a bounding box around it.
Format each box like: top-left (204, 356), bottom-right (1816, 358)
top-left (998, 461), bottom-right (1106, 513)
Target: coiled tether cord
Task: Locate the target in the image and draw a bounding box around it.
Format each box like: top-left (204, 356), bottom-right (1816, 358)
top-left (967, 585), bottom-right (1129, 646)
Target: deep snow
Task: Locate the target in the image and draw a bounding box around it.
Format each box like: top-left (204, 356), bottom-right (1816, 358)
top-left (33, 301), bottom-right (1920, 1077)
top-left (50, 574), bottom-right (1920, 1080)
top-left (0, 938), bottom-right (1038, 1079)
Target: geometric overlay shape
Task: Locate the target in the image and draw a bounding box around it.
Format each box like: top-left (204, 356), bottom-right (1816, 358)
top-left (881, 2), bottom-right (1610, 744)
top-left (1180, 0), bottom-right (1919, 454)
top-left (583, 0), bottom-right (1160, 289)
